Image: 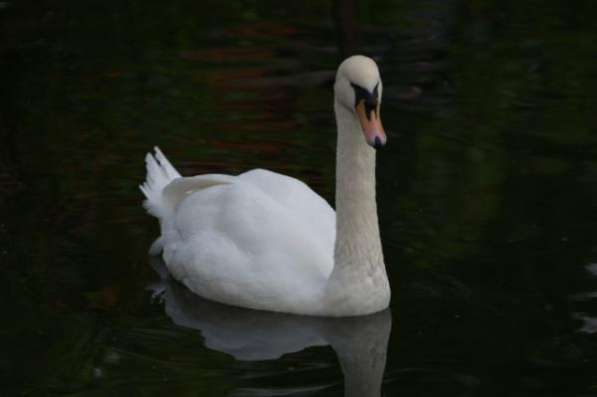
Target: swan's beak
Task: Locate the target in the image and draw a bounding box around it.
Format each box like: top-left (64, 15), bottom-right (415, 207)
top-left (356, 100), bottom-right (387, 149)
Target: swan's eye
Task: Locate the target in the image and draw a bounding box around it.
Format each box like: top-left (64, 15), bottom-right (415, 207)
top-left (351, 82), bottom-right (379, 121)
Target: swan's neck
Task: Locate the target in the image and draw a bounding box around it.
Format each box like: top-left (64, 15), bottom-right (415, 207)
top-left (323, 101), bottom-right (390, 315)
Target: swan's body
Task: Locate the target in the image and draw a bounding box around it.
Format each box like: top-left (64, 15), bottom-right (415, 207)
top-left (141, 56), bottom-right (390, 316)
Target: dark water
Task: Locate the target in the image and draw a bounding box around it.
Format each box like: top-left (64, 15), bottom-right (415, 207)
top-left (2, 0), bottom-right (597, 395)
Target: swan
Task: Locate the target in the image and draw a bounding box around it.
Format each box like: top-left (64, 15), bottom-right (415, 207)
top-left (140, 55), bottom-right (390, 316)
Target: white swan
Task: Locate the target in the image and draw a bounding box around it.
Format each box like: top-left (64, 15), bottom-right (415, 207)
top-left (140, 55), bottom-right (390, 316)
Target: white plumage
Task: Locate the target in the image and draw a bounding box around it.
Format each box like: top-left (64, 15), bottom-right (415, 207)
top-left (141, 56), bottom-right (390, 316)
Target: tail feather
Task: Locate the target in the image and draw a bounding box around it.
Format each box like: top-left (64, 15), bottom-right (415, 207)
top-left (153, 146), bottom-right (180, 181)
top-left (140, 146), bottom-right (181, 218)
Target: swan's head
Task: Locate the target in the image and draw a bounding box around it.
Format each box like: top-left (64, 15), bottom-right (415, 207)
top-left (334, 55), bottom-right (386, 149)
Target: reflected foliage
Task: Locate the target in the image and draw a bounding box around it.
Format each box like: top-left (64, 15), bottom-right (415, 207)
top-left (1, 0), bottom-right (597, 395)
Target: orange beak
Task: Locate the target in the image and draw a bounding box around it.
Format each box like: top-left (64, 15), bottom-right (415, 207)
top-left (356, 100), bottom-right (386, 149)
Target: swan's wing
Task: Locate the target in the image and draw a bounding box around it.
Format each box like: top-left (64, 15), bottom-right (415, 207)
top-left (157, 168), bottom-right (336, 314)
top-left (164, 169), bottom-right (334, 237)
top-left (164, 176), bottom-right (335, 313)
top-left (162, 174), bottom-right (235, 213)
top-left (238, 169), bottom-right (336, 250)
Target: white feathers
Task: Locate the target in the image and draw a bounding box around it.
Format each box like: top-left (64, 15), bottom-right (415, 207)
top-left (139, 146), bottom-right (181, 218)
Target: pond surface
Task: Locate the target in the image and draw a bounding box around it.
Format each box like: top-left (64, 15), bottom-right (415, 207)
top-left (2, 0), bottom-right (597, 395)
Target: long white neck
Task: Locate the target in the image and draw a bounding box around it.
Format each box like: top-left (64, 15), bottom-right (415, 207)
top-left (323, 101), bottom-right (390, 316)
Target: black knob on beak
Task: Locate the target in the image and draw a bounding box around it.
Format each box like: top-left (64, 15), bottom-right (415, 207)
top-left (373, 136), bottom-right (384, 150)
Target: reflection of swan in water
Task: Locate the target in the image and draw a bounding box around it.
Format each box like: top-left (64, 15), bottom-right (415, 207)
top-left (148, 257), bottom-right (391, 396)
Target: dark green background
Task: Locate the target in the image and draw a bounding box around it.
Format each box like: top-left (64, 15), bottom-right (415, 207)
top-left (1, 0), bottom-right (596, 395)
